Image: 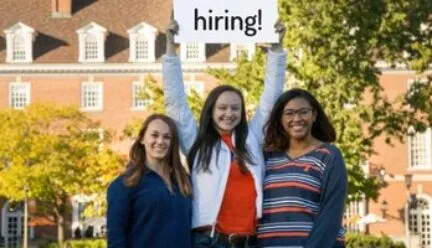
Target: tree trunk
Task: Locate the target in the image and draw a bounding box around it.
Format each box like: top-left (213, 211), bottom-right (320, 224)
top-left (57, 213), bottom-right (65, 247)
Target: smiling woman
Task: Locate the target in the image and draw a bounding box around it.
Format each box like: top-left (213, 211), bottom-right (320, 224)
top-left (106, 114), bottom-right (192, 248)
top-left (258, 89), bottom-right (347, 248)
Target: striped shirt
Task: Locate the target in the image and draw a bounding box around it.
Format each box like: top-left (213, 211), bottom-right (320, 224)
top-left (257, 143), bottom-right (347, 248)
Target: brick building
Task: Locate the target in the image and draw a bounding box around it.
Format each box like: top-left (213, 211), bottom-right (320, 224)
top-left (0, 0), bottom-right (431, 247)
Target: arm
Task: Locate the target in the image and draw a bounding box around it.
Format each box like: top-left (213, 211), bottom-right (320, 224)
top-left (303, 148), bottom-right (348, 248)
top-left (107, 178), bottom-right (130, 248)
top-left (163, 20), bottom-right (197, 154)
top-left (248, 21), bottom-right (287, 143)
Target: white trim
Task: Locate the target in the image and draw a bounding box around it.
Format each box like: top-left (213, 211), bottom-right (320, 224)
top-left (184, 80), bottom-right (205, 96)
top-left (408, 127), bottom-right (432, 170)
top-left (128, 22), bottom-right (157, 63)
top-left (76, 22), bottom-right (108, 63)
top-left (1, 201), bottom-right (34, 240)
top-left (230, 43), bottom-right (255, 61)
top-left (80, 82), bottom-right (103, 111)
top-left (71, 195), bottom-right (93, 237)
top-left (383, 174), bottom-right (432, 182)
top-left (180, 43), bottom-right (206, 62)
top-left (4, 22), bottom-right (36, 63)
top-left (131, 81), bottom-right (151, 110)
top-left (8, 82), bottom-right (31, 109)
top-left (0, 63), bottom-right (236, 74)
top-left (405, 193), bottom-right (432, 248)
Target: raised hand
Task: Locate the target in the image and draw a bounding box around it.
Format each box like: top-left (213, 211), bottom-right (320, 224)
top-left (165, 16), bottom-right (179, 55)
top-left (270, 19), bottom-right (286, 52)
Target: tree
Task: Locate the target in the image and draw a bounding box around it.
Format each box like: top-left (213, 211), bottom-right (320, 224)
top-left (0, 103), bottom-right (124, 246)
top-left (123, 74), bottom-right (204, 139)
top-left (133, 0), bottom-right (432, 201)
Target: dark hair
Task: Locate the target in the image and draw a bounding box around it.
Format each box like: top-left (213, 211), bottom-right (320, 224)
top-left (264, 88), bottom-right (336, 151)
top-left (123, 114), bottom-right (192, 196)
top-left (187, 85), bottom-right (252, 172)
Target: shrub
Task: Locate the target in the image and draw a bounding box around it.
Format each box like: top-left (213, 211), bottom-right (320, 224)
top-left (346, 233), bottom-right (406, 248)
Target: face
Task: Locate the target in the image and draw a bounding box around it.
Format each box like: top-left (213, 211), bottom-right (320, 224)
top-left (281, 97), bottom-right (316, 141)
top-left (141, 119), bottom-right (172, 164)
top-left (212, 91), bottom-right (242, 133)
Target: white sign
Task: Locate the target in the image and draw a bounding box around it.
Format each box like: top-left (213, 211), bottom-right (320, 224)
top-left (173, 0), bottom-right (278, 43)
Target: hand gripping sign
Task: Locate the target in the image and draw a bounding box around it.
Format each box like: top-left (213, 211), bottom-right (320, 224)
top-left (173, 0), bottom-right (278, 43)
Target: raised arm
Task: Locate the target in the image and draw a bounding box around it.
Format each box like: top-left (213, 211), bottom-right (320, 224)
top-left (303, 148), bottom-right (348, 248)
top-left (107, 178), bottom-right (130, 248)
top-left (249, 21), bottom-right (287, 143)
top-left (162, 20), bottom-right (197, 154)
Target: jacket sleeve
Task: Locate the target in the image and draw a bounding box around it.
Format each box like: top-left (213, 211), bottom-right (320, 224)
top-left (107, 177), bottom-right (130, 248)
top-left (248, 50), bottom-right (287, 144)
top-left (303, 147), bottom-right (348, 248)
top-left (162, 54), bottom-right (198, 155)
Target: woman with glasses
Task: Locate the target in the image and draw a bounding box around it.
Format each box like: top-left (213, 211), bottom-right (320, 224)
top-left (257, 89), bottom-right (347, 248)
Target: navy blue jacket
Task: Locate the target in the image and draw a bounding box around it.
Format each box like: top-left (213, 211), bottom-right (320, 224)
top-left (107, 171), bottom-right (192, 248)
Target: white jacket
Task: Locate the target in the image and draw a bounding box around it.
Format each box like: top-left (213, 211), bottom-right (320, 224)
top-left (162, 50), bottom-right (287, 228)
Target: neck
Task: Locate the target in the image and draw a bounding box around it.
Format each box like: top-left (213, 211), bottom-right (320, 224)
top-left (145, 158), bottom-right (164, 173)
top-left (289, 135), bottom-right (316, 151)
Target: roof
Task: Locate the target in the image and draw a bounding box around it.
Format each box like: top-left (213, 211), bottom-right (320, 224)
top-left (0, 0), bottom-right (230, 63)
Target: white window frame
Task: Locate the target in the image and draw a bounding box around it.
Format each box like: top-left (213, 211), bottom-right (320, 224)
top-left (406, 194), bottom-right (432, 248)
top-left (76, 22), bottom-right (108, 63)
top-left (132, 81), bottom-right (152, 110)
top-left (9, 82), bottom-right (31, 109)
top-left (408, 127), bottom-right (432, 170)
top-left (407, 78), bottom-right (428, 98)
top-left (230, 43), bottom-right (255, 61)
top-left (4, 22), bottom-right (36, 63)
top-left (128, 22), bottom-right (157, 62)
top-left (184, 80), bottom-right (205, 96)
top-left (81, 82), bottom-right (103, 111)
top-left (180, 43), bottom-right (205, 62)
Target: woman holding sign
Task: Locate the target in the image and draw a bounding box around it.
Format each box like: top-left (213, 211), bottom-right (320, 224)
top-left (163, 19), bottom-right (287, 248)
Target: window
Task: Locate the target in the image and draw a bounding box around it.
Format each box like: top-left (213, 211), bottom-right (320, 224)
top-left (132, 81), bottom-right (151, 109)
top-left (135, 35), bottom-right (149, 60)
top-left (343, 196), bottom-right (367, 233)
top-left (9, 82), bottom-right (30, 109)
top-left (81, 82), bottom-right (103, 111)
top-left (408, 197), bottom-right (432, 248)
top-left (77, 22), bottom-right (107, 63)
top-left (4, 22), bottom-right (35, 63)
top-left (407, 78), bottom-right (428, 98)
top-left (230, 43), bottom-right (255, 61)
top-left (184, 81), bottom-right (204, 96)
top-left (408, 127), bottom-right (432, 170)
top-left (84, 35), bottom-right (98, 60)
top-left (180, 43), bottom-right (205, 62)
top-left (13, 35), bottom-right (26, 61)
top-left (128, 22), bottom-right (157, 62)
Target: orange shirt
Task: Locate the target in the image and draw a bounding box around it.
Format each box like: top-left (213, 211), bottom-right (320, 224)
top-left (216, 133), bottom-right (257, 234)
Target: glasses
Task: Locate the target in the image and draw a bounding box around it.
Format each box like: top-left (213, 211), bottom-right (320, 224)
top-left (283, 108), bottom-right (313, 119)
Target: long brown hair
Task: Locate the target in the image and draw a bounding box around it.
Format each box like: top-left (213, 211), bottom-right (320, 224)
top-left (264, 89), bottom-right (336, 151)
top-left (187, 85), bottom-right (253, 173)
top-left (123, 114), bottom-right (192, 196)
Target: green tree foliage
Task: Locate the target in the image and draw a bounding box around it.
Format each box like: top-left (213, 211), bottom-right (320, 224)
top-left (0, 104), bottom-right (124, 246)
top-left (123, 74), bottom-right (204, 139)
top-left (131, 1), bottom-right (432, 201)
top-left (274, 0), bottom-right (432, 200)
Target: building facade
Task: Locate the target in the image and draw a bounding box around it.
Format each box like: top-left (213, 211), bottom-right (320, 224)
top-left (0, 0), bottom-right (431, 247)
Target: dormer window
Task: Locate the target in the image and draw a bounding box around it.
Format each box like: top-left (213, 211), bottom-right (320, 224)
top-left (128, 22), bottom-right (157, 62)
top-left (76, 22), bottom-right (108, 63)
top-left (230, 43), bottom-right (255, 61)
top-left (180, 43), bottom-right (205, 62)
top-left (4, 22), bottom-right (36, 63)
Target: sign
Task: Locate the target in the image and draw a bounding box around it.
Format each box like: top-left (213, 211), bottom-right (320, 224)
top-left (173, 0), bottom-right (278, 43)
